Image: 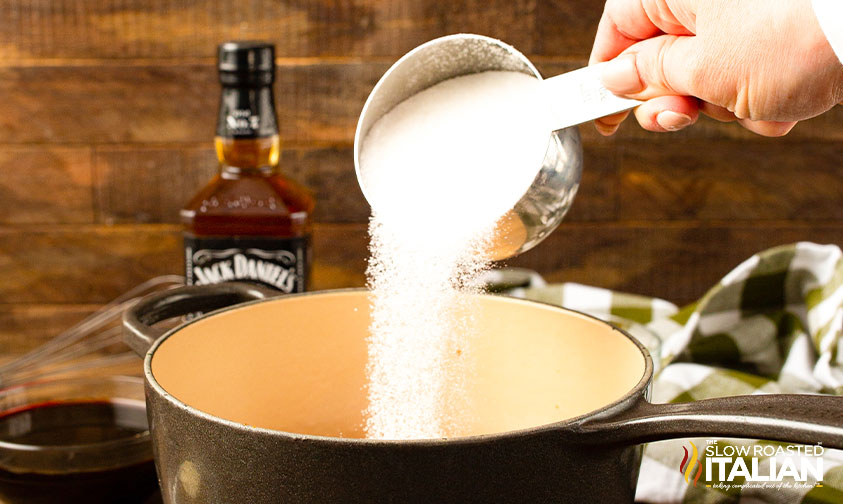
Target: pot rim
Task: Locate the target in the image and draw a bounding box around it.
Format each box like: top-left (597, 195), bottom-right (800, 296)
top-left (143, 288), bottom-right (654, 446)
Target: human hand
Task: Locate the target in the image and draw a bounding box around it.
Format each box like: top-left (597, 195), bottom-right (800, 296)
top-left (590, 0), bottom-right (843, 136)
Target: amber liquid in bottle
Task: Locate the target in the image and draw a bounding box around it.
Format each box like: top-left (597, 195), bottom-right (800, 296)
top-left (181, 41), bottom-right (314, 293)
top-left (181, 136), bottom-right (314, 289)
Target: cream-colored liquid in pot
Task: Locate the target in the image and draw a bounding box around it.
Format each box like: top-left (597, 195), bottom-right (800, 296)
top-left (151, 292), bottom-right (645, 439)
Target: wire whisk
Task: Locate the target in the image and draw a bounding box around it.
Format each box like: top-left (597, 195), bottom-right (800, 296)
top-left (0, 276), bottom-right (184, 387)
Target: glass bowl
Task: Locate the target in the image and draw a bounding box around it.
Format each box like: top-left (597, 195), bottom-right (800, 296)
top-left (0, 375), bottom-right (160, 504)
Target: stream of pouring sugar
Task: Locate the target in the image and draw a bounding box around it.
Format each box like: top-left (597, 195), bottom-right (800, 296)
top-left (360, 70), bottom-right (550, 440)
top-left (365, 220), bottom-right (492, 439)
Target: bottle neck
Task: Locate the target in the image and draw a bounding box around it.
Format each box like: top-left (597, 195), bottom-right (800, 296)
top-left (216, 85), bottom-right (280, 175)
top-left (215, 135), bottom-right (280, 176)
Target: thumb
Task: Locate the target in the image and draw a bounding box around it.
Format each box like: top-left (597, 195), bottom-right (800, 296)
top-left (601, 34), bottom-right (702, 100)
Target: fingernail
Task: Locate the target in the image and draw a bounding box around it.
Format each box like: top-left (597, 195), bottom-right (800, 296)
top-left (656, 111), bottom-right (693, 131)
top-left (594, 122), bottom-right (617, 136)
top-left (601, 54), bottom-right (643, 94)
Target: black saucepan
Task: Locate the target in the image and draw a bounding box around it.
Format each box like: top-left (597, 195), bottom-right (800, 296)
top-left (123, 283), bottom-right (843, 503)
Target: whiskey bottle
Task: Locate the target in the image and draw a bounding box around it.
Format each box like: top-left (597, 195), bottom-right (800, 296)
top-left (181, 41), bottom-right (314, 293)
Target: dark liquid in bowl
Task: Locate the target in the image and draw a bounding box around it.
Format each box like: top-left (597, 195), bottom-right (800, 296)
top-left (0, 400), bottom-right (160, 504)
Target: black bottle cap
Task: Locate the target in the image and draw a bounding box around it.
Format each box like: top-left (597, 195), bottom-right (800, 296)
top-left (218, 41), bottom-right (275, 86)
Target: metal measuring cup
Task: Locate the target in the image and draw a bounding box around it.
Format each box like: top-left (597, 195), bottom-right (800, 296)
top-left (354, 33), bottom-right (632, 260)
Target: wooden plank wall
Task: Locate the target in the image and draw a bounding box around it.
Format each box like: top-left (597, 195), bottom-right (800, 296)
top-left (2, 0), bottom-right (843, 351)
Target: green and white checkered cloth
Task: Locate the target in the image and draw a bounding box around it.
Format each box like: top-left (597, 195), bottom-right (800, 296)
top-left (498, 242), bottom-right (843, 503)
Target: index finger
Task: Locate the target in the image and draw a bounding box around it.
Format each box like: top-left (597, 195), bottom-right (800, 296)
top-left (589, 0), bottom-right (696, 64)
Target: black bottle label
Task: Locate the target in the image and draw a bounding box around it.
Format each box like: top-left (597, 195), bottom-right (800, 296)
top-left (217, 86), bottom-right (278, 139)
top-left (184, 235), bottom-right (310, 293)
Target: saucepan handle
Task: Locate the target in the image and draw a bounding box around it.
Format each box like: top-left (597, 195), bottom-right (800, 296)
top-left (575, 394), bottom-right (843, 449)
top-left (122, 282), bottom-right (278, 357)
